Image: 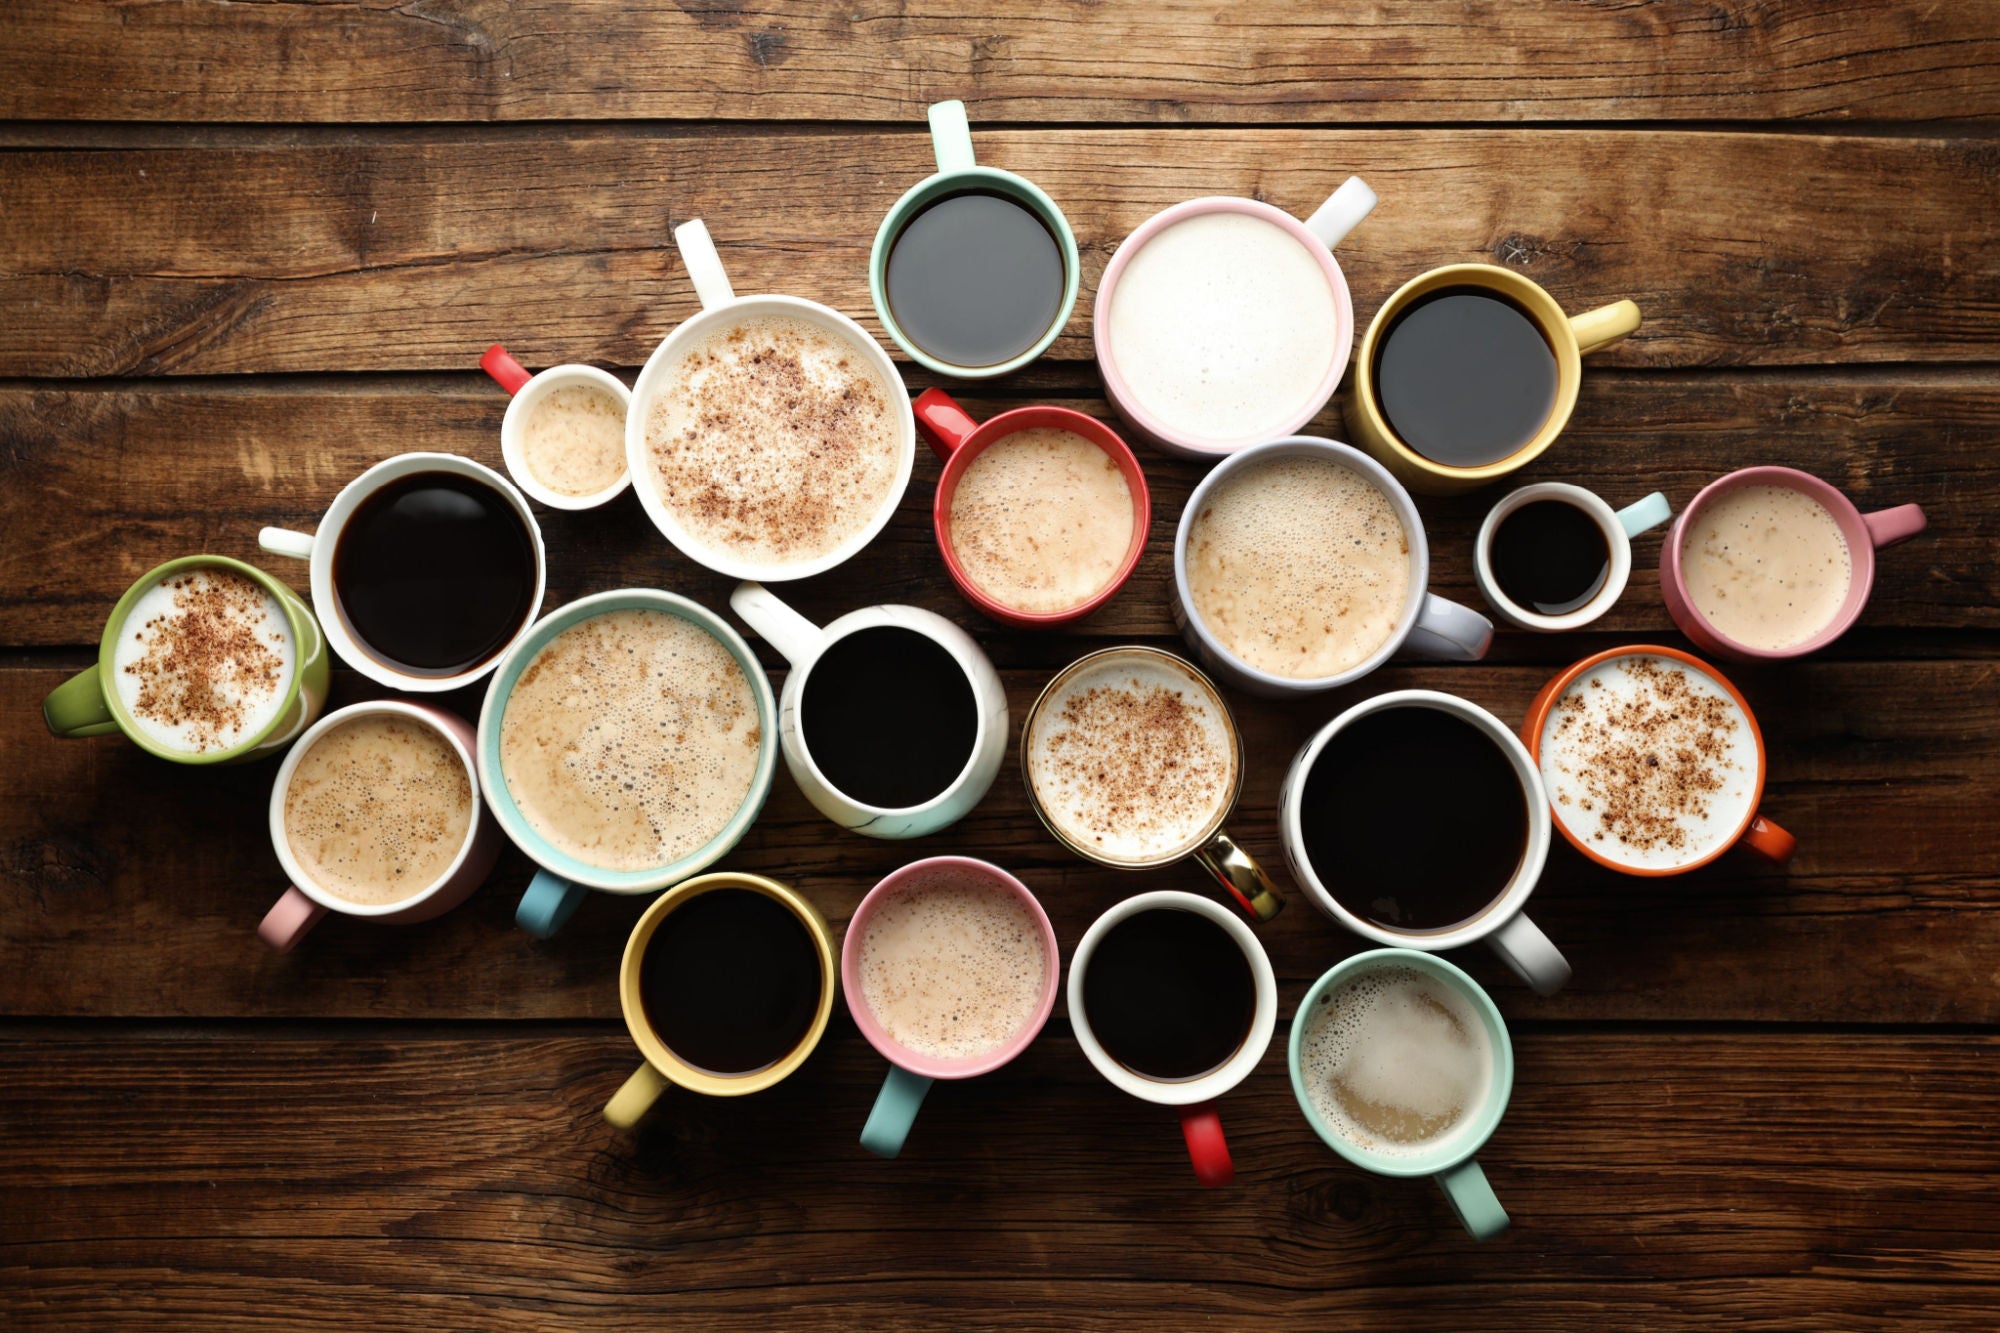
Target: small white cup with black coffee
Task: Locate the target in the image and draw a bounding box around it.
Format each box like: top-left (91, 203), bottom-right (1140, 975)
top-left (1474, 482), bottom-right (1673, 632)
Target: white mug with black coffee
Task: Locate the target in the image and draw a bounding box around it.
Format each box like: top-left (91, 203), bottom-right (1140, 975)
top-left (1475, 482), bottom-right (1673, 631)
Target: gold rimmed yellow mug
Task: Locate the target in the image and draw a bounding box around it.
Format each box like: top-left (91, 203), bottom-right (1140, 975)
top-left (1348, 263), bottom-right (1640, 495)
top-left (605, 872), bottom-right (837, 1128)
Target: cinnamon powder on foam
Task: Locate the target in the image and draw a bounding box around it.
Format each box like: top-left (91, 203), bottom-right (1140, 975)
top-left (123, 572), bottom-right (288, 751)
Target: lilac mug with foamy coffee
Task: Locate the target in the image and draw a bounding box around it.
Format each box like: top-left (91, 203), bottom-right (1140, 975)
top-left (1662, 466), bottom-right (1925, 661)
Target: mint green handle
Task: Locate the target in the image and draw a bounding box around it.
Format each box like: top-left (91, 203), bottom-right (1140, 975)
top-left (860, 1065), bottom-right (934, 1159)
top-left (1616, 491), bottom-right (1673, 539)
top-left (928, 100), bottom-right (975, 174)
top-left (1437, 1157), bottom-right (1509, 1240)
top-left (43, 665), bottom-right (121, 738)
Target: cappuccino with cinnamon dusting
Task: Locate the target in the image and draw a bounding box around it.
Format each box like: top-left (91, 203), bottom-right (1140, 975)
top-left (644, 313), bottom-right (903, 569)
top-left (112, 567), bottom-right (294, 754)
top-left (283, 713), bottom-right (473, 906)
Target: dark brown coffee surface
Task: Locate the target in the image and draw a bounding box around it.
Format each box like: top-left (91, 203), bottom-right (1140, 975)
top-left (1374, 287), bottom-right (1557, 468)
top-left (638, 888), bottom-right (822, 1077)
top-left (1081, 908), bottom-right (1254, 1082)
top-left (1490, 498), bottom-right (1611, 614)
top-left (799, 625), bottom-right (977, 810)
top-left (886, 189), bottom-right (1066, 368)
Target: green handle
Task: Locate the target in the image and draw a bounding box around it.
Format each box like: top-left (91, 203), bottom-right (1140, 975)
top-left (43, 665), bottom-right (121, 738)
top-left (860, 1065), bottom-right (934, 1159)
top-left (1437, 1158), bottom-right (1510, 1240)
top-left (928, 100), bottom-right (976, 175)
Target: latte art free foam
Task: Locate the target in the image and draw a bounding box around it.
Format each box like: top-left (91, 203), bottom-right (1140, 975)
top-left (520, 382), bottom-right (627, 498)
top-left (112, 567), bottom-right (295, 754)
top-left (1681, 484), bottom-right (1852, 651)
top-left (283, 714), bottom-right (473, 907)
top-left (947, 426), bottom-right (1135, 615)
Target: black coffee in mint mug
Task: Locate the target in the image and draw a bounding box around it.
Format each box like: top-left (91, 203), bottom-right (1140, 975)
top-left (1374, 287), bottom-right (1558, 468)
top-left (1082, 908), bottom-right (1255, 1082)
top-left (800, 625), bottom-right (978, 809)
top-left (639, 888), bottom-right (823, 1076)
top-left (885, 190), bottom-right (1067, 369)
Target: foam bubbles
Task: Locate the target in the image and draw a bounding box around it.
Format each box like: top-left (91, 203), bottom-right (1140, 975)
top-left (283, 714), bottom-right (472, 906)
top-left (1680, 484), bottom-right (1852, 651)
top-left (521, 382), bottom-right (627, 498)
top-left (947, 426), bottom-right (1135, 614)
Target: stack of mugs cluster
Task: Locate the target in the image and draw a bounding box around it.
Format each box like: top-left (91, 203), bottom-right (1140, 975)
top-left (42, 103), bottom-right (1927, 1240)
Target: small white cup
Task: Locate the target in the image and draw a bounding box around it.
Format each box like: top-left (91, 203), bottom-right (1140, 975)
top-left (1278, 690), bottom-right (1571, 996)
top-left (1475, 483), bottom-right (1673, 631)
top-left (480, 345), bottom-right (633, 510)
top-left (729, 582), bottom-right (1008, 841)
top-left (258, 452), bottom-right (547, 692)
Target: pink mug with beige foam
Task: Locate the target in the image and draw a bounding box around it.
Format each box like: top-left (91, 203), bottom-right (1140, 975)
top-left (1662, 466), bottom-right (1926, 661)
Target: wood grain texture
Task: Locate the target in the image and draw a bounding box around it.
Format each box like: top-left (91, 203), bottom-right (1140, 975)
top-left (1, 130), bottom-right (1995, 376)
top-left (0, 370), bottom-right (1979, 647)
top-left (6, 1), bottom-right (1999, 125)
top-left (4, 1032), bottom-right (1998, 1330)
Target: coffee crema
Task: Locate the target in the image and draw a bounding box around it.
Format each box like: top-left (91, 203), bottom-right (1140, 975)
top-left (1187, 455), bottom-right (1409, 679)
top-left (1026, 651), bottom-right (1236, 865)
top-left (112, 567), bottom-right (294, 754)
top-left (644, 314), bottom-right (902, 569)
top-left (498, 609), bottom-right (762, 872)
top-left (1537, 653), bottom-right (1759, 871)
top-left (858, 867), bottom-right (1048, 1062)
top-left (1681, 484), bottom-right (1852, 651)
top-left (520, 383), bottom-right (627, 498)
top-left (283, 714), bottom-right (472, 907)
top-left (947, 427), bottom-right (1135, 615)
top-left (1300, 964), bottom-right (1493, 1157)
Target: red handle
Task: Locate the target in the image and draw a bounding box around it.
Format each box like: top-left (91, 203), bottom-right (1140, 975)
top-left (912, 388), bottom-right (981, 462)
top-left (1740, 813), bottom-right (1798, 866)
top-left (1179, 1103), bottom-right (1235, 1188)
top-left (480, 344), bottom-right (533, 395)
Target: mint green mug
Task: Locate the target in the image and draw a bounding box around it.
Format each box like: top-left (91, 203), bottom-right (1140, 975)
top-left (868, 100), bottom-right (1080, 379)
top-left (1288, 949), bottom-right (1517, 1240)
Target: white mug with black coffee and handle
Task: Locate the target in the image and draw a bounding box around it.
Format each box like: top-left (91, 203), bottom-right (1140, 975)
top-left (1278, 689), bottom-right (1571, 996)
top-left (1474, 482), bottom-right (1673, 632)
top-left (730, 582), bottom-right (1008, 840)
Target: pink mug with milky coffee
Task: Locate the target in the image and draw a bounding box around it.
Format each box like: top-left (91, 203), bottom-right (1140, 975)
top-left (1662, 466), bottom-right (1926, 661)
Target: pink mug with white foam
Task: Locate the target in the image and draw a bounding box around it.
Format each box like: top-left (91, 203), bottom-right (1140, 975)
top-left (1661, 466), bottom-right (1927, 661)
top-left (842, 856), bottom-right (1060, 1159)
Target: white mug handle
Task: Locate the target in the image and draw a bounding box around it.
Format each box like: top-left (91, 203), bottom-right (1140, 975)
top-left (1615, 492), bottom-right (1674, 539)
top-left (259, 527), bottom-right (316, 560)
top-left (674, 219), bottom-right (737, 312)
top-left (1487, 913), bottom-right (1571, 997)
top-left (730, 581), bottom-right (826, 667)
top-left (1303, 175), bottom-right (1377, 250)
top-left (928, 100), bottom-right (976, 174)
top-left (1399, 593), bottom-right (1493, 661)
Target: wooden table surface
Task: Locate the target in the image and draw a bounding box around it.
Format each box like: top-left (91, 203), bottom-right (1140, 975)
top-left (5, 4), bottom-right (1998, 1329)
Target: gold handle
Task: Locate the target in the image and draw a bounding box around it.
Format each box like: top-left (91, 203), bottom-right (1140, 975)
top-left (604, 1062), bottom-right (669, 1130)
top-left (1569, 299), bottom-right (1641, 355)
top-left (1191, 831), bottom-right (1284, 923)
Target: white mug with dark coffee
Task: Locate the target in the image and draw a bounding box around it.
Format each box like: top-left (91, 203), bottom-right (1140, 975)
top-left (1475, 482), bottom-right (1673, 632)
top-left (1278, 690), bottom-right (1571, 996)
top-left (730, 583), bottom-right (1008, 841)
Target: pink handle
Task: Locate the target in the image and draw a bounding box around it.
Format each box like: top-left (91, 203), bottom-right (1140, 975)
top-left (480, 344), bottom-right (533, 395)
top-left (1179, 1103), bottom-right (1235, 1188)
top-left (1861, 503), bottom-right (1926, 550)
top-left (912, 388), bottom-right (980, 462)
top-left (259, 886), bottom-right (328, 953)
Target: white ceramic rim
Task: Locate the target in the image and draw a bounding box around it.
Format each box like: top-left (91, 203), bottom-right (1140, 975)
top-left (499, 364), bottom-right (634, 510)
top-left (1474, 482), bottom-right (1632, 631)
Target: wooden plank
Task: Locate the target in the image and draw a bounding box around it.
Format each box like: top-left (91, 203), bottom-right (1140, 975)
top-left (1, 130), bottom-right (1994, 376)
top-left (5, 656), bottom-right (1996, 1022)
top-left (3, 1032), bottom-right (1997, 1330)
top-left (5, 1), bottom-right (1998, 126)
top-left (0, 371), bottom-right (1981, 648)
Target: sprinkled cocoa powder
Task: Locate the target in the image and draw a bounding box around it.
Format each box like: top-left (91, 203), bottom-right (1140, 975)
top-left (121, 570), bottom-right (290, 751)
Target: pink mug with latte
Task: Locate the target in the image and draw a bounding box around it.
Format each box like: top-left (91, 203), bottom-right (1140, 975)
top-left (1662, 466), bottom-right (1925, 661)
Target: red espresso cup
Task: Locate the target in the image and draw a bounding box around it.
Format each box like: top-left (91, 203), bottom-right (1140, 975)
top-left (913, 389), bottom-right (1150, 629)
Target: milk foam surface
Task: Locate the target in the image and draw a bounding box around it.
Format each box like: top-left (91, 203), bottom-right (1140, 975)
top-left (1026, 652), bottom-right (1236, 864)
top-left (499, 609), bottom-right (762, 872)
top-left (521, 382), bottom-right (627, 498)
top-left (283, 714), bottom-right (473, 906)
top-left (644, 313), bottom-right (902, 568)
top-left (1681, 484), bottom-right (1852, 650)
top-left (1187, 455), bottom-right (1410, 679)
top-left (1537, 653), bottom-right (1760, 870)
top-left (1106, 212), bottom-right (1338, 445)
top-left (1301, 964), bottom-right (1493, 1158)
top-left (112, 567), bottom-right (295, 754)
top-left (858, 868), bottom-right (1048, 1062)
top-left (948, 427), bottom-right (1135, 614)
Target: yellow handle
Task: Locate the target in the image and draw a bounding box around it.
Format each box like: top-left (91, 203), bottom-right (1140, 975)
top-left (1191, 830), bottom-right (1285, 923)
top-left (605, 1062), bottom-right (669, 1130)
top-left (1569, 299), bottom-right (1641, 355)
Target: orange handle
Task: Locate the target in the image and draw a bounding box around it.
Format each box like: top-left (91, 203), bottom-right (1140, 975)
top-left (1740, 813), bottom-right (1797, 866)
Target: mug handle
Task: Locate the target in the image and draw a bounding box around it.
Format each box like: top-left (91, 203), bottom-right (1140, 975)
top-left (1487, 913), bottom-right (1571, 997)
top-left (516, 869), bottom-right (588, 939)
top-left (259, 527), bottom-right (316, 561)
top-left (1740, 813), bottom-right (1798, 866)
top-left (1861, 503), bottom-right (1927, 550)
top-left (913, 388), bottom-right (980, 461)
top-left (259, 886), bottom-right (328, 953)
top-left (1302, 175), bottom-right (1377, 250)
top-left (1569, 300), bottom-right (1642, 355)
top-left (1615, 492), bottom-right (1674, 539)
top-left (605, 1062), bottom-right (670, 1130)
top-left (674, 219), bottom-right (737, 312)
top-left (1191, 830), bottom-right (1285, 923)
top-left (42, 666), bottom-right (120, 738)
top-left (928, 99), bottom-right (976, 174)
top-left (730, 581), bottom-right (827, 667)
top-left (480, 344), bottom-right (533, 395)
top-left (860, 1065), bottom-right (935, 1160)
top-left (1437, 1158), bottom-right (1509, 1240)
top-left (1399, 594), bottom-right (1494, 661)
top-left (1180, 1103), bottom-right (1235, 1188)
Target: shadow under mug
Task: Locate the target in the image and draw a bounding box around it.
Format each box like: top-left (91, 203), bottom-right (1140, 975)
top-left (843, 856), bottom-right (1061, 1159)
top-left (1475, 483), bottom-right (1674, 632)
top-left (1279, 689), bottom-right (1572, 996)
top-left (1288, 949), bottom-right (1517, 1241)
top-left (259, 701), bottom-right (502, 952)
top-left (42, 554), bottom-right (329, 765)
top-left (869, 100), bottom-right (1081, 380)
top-left (475, 589), bottom-right (780, 938)
top-left (605, 872), bottom-right (838, 1128)
top-left (1348, 263), bottom-right (1641, 496)
top-left (1661, 465), bottom-right (1927, 661)
top-left (480, 344), bottom-right (633, 511)
top-left (913, 388), bottom-right (1151, 629)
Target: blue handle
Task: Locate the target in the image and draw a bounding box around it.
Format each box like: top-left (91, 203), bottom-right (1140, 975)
top-left (1615, 491), bottom-right (1674, 539)
top-left (860, 1065), bottom-right (934, 1159)
top-left (515, 870), bottom-right (588, 939)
